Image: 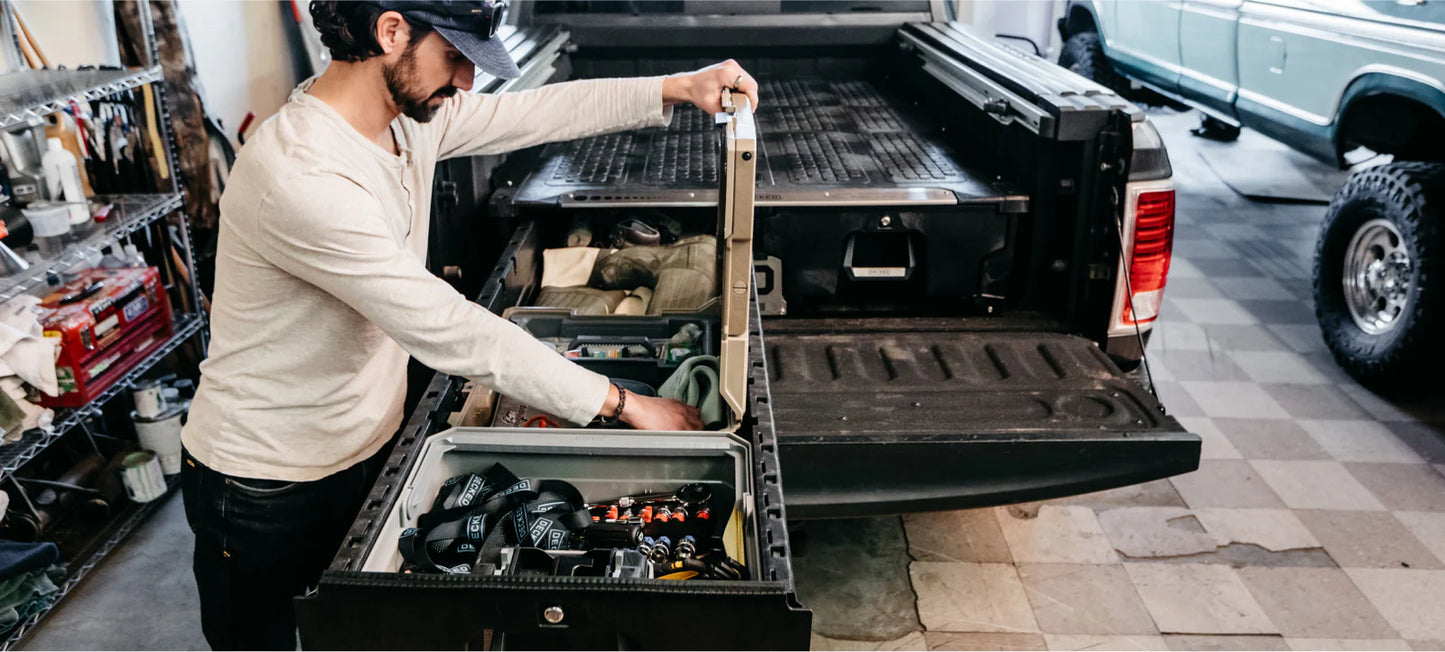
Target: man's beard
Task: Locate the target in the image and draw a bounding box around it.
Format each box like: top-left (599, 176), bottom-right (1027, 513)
top-left (384, 45), bottom-right (459, 123)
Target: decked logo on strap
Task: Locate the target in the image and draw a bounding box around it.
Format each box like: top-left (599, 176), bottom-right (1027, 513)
top-left (528, 516), bottom-right (554, 545)
top-left (459, 475), bottom-right (486, 506)
top-left (512, 507), bottom-right (529, 539)
top-left (500, 479), bottom-right (533, 497)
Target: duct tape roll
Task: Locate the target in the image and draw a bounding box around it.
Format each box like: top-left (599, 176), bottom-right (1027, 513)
top-left (120, 451), bottom-right (166, 503)
top-left (132, 404), bottom-right (185, 475)
top-left (22, 202), bottom-right (68, 238)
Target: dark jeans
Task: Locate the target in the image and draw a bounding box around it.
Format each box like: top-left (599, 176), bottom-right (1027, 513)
top-left (181, 447), bottom-right (387, 651)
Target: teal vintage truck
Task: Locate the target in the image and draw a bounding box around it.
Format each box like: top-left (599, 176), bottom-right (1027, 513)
top-left (1058, 0), bottom-right (1444, 390)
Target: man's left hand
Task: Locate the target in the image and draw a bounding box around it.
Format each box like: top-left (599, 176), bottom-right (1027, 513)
top-left (663, 60), bottom-right (760, 114)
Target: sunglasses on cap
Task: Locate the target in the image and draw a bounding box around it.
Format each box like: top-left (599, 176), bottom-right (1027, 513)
top-left (377, 1), bottom-right (508, 40)
top-left (375, 0), bottom-right (520, 79)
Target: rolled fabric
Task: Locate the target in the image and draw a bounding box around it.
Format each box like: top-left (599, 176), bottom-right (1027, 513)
top-left (533, 286), bottom-right (627, 316)
top-left (612, 287), bottom-right (653, 316)
top-left (591, 235), bottom-right (718, 314)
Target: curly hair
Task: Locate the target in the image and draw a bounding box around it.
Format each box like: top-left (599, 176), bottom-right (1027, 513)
top-left (309, 1), bottom-right (434, 63)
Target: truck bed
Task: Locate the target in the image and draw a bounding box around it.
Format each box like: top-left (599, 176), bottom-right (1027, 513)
top-left (513, 77), bottom-right (1025, 207)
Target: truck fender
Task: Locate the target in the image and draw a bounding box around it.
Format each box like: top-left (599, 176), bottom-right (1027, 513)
top-left (1059, 1), bottom-right (1102, 41)
top-left (1335, 71), bottom-right (1445, 162)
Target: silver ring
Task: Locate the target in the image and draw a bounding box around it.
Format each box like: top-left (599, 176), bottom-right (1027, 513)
top-left (732, 74), bottom-right (743, 89)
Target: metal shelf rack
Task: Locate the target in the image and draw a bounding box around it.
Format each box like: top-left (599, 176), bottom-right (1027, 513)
top-left (0, 66), bottom-right (163, 130)
top-left (0, 312), bottom-right (204, 483)
top-left (0, 2), bottom-right (209, 644)
top-left (0, 475), bottom-right (179, 650)
top-left (0, 192), bottom-right (183, 303)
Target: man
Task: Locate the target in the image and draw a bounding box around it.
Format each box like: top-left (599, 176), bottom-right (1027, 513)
top-left (178, 1), bottom-right (761, 648)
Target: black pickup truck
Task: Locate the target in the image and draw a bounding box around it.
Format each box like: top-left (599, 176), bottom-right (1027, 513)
top-left (296, 2), bottom-right (1201, 648)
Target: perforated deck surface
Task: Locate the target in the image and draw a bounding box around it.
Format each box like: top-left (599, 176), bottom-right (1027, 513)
top-left (514, 77), bottom-right (1015, 206)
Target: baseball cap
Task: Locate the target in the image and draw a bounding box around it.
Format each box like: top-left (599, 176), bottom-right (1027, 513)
top-left (376, 0), bottom-right (521, 80)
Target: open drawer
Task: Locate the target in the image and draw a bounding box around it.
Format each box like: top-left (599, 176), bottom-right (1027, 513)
top-left (294, 300), bottom-right (809, 649)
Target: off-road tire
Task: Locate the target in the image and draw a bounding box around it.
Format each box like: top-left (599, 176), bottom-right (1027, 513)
top-left (1314, 162), bottom-right (1443, 391)
top-left (1058, 32), bottom-right (1129, 96)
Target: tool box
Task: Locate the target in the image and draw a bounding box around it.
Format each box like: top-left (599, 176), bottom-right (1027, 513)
top-left (38, 266), bottom-right (173, 408)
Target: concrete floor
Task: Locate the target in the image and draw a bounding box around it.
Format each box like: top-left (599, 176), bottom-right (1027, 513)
top-left (18, 495), bottom-right (205, 651)
top-left (19, 108), bottom-right (1445, 650)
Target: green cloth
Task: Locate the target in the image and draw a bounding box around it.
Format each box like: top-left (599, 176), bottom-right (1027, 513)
top-left (659, 355), bottom-right (725, 430)
top-left (0, 565), bottom-right (61, 630)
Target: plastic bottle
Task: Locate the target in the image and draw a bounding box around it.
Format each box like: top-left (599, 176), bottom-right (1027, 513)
top-left (78, 246), bottom-right (102, 270)
top-left (124, 243), bottom-right (147, 267)
top-left (99, 245), bottom-right (126, 268)
top-left (40, 137), bottom-right (88, 225)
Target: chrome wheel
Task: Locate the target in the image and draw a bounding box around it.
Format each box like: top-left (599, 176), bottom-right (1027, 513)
top-left (1342, 218), bottom-right (1413, 335)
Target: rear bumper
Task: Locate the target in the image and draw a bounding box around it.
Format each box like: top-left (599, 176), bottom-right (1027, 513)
top-left (780, 430), bottom-right (1199, 519)
top-left (1105, 330), bottom-right (1152, 368)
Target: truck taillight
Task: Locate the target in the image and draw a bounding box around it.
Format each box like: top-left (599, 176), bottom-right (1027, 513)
top-left (1122, 189), bottom-right (1175, 325)
top-left (1109, 181), bottom-right (1179, 339)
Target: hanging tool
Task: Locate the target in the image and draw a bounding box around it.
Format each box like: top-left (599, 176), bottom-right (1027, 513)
top-left (140, 84), bottom-right (169, 181)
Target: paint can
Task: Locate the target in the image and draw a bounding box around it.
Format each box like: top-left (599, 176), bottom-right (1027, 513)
top-left (131, 404), bottom-right (185, 475)
top-left (131, 379), bottom-right (166, 420)
top-left (120, 451), bottom-right (166, 503)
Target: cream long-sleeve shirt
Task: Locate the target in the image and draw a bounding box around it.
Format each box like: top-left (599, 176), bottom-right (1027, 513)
top-left (181, 77), bottom-right (672, 482)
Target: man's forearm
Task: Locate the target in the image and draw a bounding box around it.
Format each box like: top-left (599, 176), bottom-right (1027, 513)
top-left (662, 75), bottom-right (695, 107)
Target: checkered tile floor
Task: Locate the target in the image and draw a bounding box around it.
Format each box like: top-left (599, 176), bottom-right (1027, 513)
top-left (808, 109), bottom-right (1445, 651)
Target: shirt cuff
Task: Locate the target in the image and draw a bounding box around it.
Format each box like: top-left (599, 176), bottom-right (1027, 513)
top-left (642, 75), bottom-right (674, 129)
top-left (563, 369), bottom-right (613, 427)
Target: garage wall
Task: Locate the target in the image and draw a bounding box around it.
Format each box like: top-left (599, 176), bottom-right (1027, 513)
top-left (178, 0), bottom-right (306, 139)
top-left (12, 0), bottom-right (120, 68)
top-left (958, 0), bottom-right (1067, 60)
top-left (8, 0), bottom-right (305, 141)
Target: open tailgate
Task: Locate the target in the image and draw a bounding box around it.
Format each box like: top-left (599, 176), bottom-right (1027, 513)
top-left (761, 320), bottom-right (1199, 519)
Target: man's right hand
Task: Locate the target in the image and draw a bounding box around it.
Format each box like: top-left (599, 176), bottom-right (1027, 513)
top-left (626, 393), bottom-right (705, 431)
top-left (602, 384), bottom-right (705, 431)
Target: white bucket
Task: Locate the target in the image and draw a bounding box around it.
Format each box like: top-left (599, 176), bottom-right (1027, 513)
top-left (132, 405), bottom-right (185, 475)
top-left (120, 451), bottom-right (166, 503)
